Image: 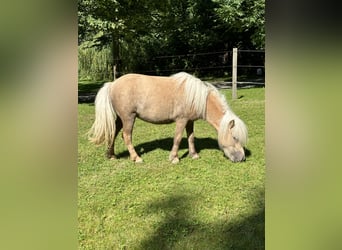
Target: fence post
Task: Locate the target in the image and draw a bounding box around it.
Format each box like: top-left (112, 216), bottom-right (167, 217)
top-left (232, 48), bottom-right (238, 99)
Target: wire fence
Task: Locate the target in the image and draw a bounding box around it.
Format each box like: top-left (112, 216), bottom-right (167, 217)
top-left (79, 48), bottom-right (265, 102)
top-left (78, 46), bottom-right (265, 87)
top-left (128, 49), bottom-right (265, 87)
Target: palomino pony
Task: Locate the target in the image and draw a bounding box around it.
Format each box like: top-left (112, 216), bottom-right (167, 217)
top-left (88, 72), bottom-right (248, 163)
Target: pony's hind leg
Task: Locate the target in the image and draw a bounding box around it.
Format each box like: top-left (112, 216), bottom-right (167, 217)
top-left (106, 118), bottom-right (123, 159)
top-left (186, 121), bottom-right (199, 159)
top-left (122, 115), bottom-right (143, 163)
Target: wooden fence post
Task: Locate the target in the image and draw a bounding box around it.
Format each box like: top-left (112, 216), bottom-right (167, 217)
top-left (232, 48), bottom-right (238, 99)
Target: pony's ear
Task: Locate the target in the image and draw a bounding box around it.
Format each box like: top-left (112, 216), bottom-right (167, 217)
top-left (228, 119), bottom-right (235, 129)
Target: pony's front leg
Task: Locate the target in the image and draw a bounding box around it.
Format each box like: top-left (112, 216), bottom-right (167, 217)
top-left (186, 121), bottom-right (199, 159)
top-left (169, 119), bottom-right (188, 164)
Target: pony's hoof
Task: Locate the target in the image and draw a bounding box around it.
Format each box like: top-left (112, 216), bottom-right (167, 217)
top-left (106, 154), bottom-right (116, 159)
top-left (191, 153), bottom-right (200, 159)
top-left (107, 154), bottom-right (117, 160)
top-left (135, 157), bottom-right (143, 163)
top-left (171, 158), bottom-right (180, 164)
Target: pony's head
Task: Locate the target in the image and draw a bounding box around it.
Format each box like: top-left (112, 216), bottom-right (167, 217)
top-left (218, 113), bottom-right (248, 162)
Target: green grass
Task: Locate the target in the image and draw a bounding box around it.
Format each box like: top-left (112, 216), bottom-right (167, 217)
top-left (78, 87), bottom-right (265, 249)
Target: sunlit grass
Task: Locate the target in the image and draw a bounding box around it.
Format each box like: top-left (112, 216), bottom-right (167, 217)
top-left (78, 87), bottom-right (265, 249)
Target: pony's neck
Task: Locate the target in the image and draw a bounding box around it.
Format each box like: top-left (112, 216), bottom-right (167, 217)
top-left (205, 92), bottom-right (225, 131)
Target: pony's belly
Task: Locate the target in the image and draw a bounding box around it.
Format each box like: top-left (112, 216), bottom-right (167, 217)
top-left (136, 113), bottom-right (174, 124)
top-left (135, 101), bottom-right (181, 124)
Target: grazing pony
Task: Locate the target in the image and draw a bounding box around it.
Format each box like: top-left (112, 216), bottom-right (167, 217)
top-left (88, 72), bottom-right (248, 163)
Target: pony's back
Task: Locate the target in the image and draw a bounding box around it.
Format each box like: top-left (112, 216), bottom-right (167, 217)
top-left (110, 74), bottom-right (193, 123)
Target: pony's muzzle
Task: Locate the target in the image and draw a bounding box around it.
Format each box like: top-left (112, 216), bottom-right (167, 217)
top-left (232, 153), bottom-right (245, 162)
top-left (225, 149), bottom-right (245, 162)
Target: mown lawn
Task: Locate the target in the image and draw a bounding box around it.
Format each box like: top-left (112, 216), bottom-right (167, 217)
top-left (78, 86), bottom-right (265, 249)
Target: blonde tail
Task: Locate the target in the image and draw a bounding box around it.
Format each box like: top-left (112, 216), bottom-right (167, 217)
top-left (88, 82), bottom-right (116, 147)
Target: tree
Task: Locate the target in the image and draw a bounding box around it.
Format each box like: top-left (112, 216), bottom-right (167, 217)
top-left (214, 0), bottom-right (265, 49)
top-left (78, 0), bottom-right (167, 75)
top-left (78, 0), bottom-right (265, 78)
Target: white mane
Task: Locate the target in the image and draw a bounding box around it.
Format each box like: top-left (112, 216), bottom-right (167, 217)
top-left (170, 72), bottom-right (247, 146)
top-left (170, 72), bottom-right (215, 118)
top-left (203, 82), bottom-right (248, 146)
top-left (219, 111), bottom-right (248, 146)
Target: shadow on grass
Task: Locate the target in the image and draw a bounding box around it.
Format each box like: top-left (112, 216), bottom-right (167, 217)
top-left (139, 194), bottom-right (197, 249)
top-left (115, 137), bottom-right (251, 161)
top-left (138, 190), bottom-right (264, 249)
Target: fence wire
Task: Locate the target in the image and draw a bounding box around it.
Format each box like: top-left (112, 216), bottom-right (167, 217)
top-left (132, 49), bottom-right (265, 86)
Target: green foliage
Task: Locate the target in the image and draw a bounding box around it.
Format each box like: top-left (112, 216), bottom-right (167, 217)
top-left (214, 0), bottom-right (265, 48)
top-left (78, 46), bottom-right (113, 81)
top-left (78, 87), bottom-right (265, 249)
top-left (78, 0), bottom-right (265, 79)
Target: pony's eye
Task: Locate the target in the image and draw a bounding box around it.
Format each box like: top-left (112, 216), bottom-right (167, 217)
top-left (233, 136), bottom-right (238, 141)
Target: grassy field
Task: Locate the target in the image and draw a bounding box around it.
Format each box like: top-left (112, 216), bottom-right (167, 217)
top-left (78, 86), bottom-right (265, 249)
